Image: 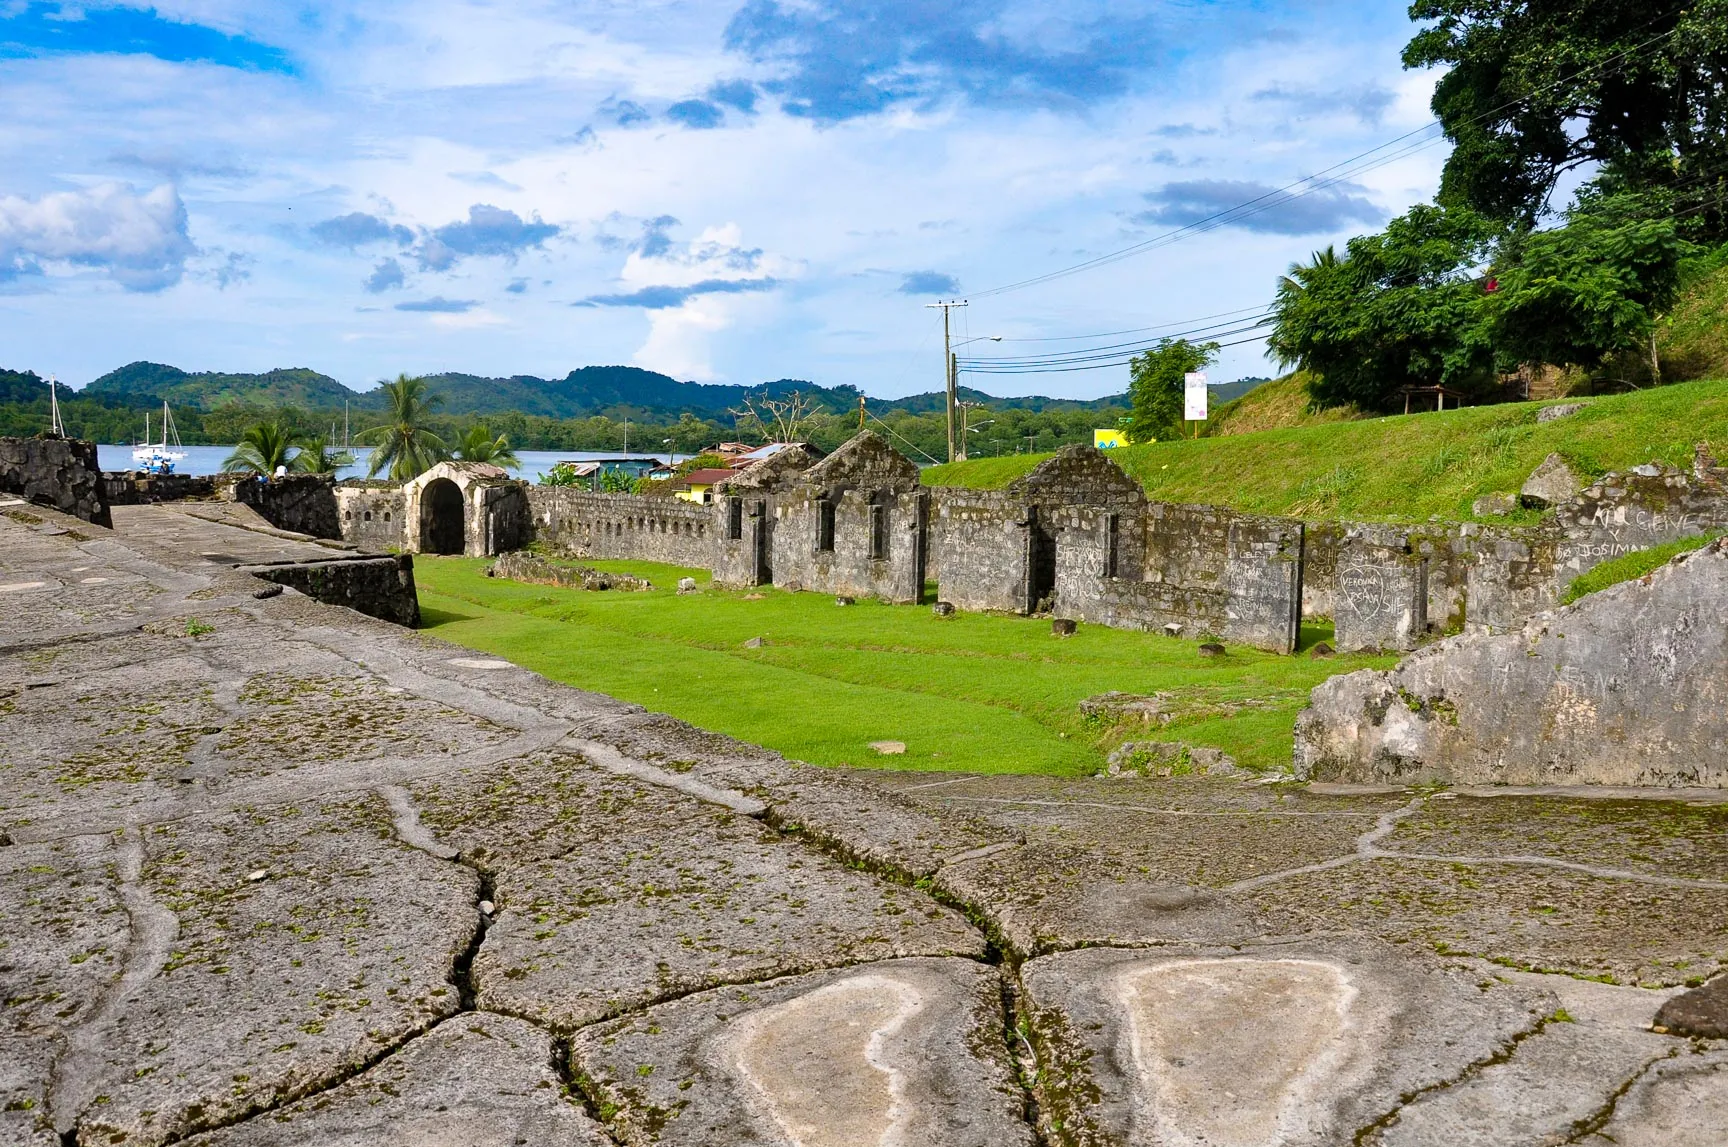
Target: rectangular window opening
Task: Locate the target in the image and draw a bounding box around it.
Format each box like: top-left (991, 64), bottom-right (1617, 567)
top-left (817, 499), bottom-right (836, 553)
top-left (1104, 512), bottom-right (1120, 578)
top-left (869, 503), bottom-right (889, 561)
top-left (726, 497), bottom-right (743, 541)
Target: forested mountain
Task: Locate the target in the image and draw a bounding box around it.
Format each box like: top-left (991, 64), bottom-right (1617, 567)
top-left (71, 361), bottom-right (1129, 421)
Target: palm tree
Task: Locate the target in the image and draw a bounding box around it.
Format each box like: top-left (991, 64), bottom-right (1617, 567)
top-left (298, 444), bottom-right (354, 475)
top-left (453, 425), bottom-right (520, 469)
top-left (358, 374), bottom-right (447, 481)
top-left (223, 422), bottom-right (306, 475)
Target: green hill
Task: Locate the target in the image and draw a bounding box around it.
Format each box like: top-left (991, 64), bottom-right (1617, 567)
top-left (83, 363), bottom-right (360, 410)
top-left (924, 377), bottom-right (1728, 523)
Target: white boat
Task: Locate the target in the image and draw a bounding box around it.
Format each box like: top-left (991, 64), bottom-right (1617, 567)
top-left (132, 400), bottom-right (187, 475)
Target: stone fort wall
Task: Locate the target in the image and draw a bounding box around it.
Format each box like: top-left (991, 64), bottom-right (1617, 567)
top-left (528, 487), bottom-right (716, 567)
top-left (0, 436), bottom-right (110, 526)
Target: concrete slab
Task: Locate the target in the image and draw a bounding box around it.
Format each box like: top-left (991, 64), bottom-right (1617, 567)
top-left (1020, 941), bottom-right (1550, 1147)
top-left (1573, 1048), bottom-right (1728, 1146)
top-left (406, 751), bottom-right (985, 1030)
top-left (570, 957), bottom-right (1032, 1147)
top-left (184, 1014), bottom-right (609, 1147)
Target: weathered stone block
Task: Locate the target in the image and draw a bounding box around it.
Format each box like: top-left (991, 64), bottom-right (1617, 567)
top-left (0, 435), bottom-right (110, 526)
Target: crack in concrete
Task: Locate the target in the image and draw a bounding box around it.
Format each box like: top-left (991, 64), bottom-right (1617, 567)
top-left (49, 826), bottom-right (179, 1139)
top-left (1559, 1047), bottom-right (1681, 1144)
top-left (565, 736), bottom-right (768, 815)
top-left (1350, 1007), bottom-right (1560, 1146)
top-left (932, 794), bottom-right (1386, 820)
top-left (1225, 798), bottom-right (1425, 893)
top-left (1374, 850), bottom-right (1728, 891)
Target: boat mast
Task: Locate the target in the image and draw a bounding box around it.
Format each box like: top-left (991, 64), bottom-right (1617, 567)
top-left (47, 375), bottom-right (65, 436)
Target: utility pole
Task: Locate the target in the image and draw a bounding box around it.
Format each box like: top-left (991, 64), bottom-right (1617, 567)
top-left (858, 394), bottom-right (866, 432)
top-left (925, 299), bottom-right (967, 462)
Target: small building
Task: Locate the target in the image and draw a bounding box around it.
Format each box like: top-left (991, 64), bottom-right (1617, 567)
top-left (399, 461), bottom-right (529, 557)
top-left (673, 468), bottom-right (737, 505)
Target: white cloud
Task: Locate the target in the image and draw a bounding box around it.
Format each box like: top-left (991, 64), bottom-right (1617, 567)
top-left (0, 183), bottom-right (196, 291)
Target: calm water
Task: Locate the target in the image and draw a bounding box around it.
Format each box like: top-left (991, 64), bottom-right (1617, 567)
top-left (97, 446), bottom-right (685, 485)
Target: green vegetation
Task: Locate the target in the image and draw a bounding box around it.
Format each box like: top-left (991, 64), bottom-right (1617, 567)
top-left (1127, 338), bottom-right (1217, 443)
top-left (413, 556), bottom-right (1394, 776)
top-left (1562, 532), bottom-right (1725, 605)
top-left (223, 422), bottom-right (313, 475)
top-left (924, 377), bottom-right (1728, 523)
top-left (358, 375), bottom-right (449, 480)
top-left (452, 424), bottom-right (520, 469)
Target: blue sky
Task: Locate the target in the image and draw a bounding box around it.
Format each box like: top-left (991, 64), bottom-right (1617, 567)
top-left (0, 0), bottom-right (1449, 398)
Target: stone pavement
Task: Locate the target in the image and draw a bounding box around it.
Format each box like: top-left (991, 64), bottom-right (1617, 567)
top-left (2, 502), bottom-right (1725, 1146)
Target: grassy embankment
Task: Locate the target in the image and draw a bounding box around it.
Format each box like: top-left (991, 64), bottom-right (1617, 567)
top-left (415, 557), bottom-right (1393, 778)
top-left (925, 376), bottom-right (1728, 524)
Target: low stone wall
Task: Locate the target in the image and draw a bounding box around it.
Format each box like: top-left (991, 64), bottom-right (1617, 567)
top-left (527, 486), bottom-right (714, 566)
top-left (1300, 521), bottom-right (1345, 619)
top-left (245, 554), bottom-right (420, 627)
top-left (334, 483), bottom-right (405, 550)
top-left (1294, 539), bottom-right (1728, 787)
top-left (0, 436), bottom-right (110, 526)
top-left (225, 474), bottom-right (342, 539)
top-left (930, 489), bottom-right (1028, 613)
top-left (101, 471), bottom-right (217, 505)
top-left (1332, 525), bottom-right (1471, 652)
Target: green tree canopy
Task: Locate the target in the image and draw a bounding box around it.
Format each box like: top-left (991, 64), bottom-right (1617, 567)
top-left (1486, 191), bottom-right (1694, 377)
top-left (1126, 339), bottom-right (1218, 443)
top-left (453, 424), bottom-right (521, 469)
top-left (1406, 0), bottom-right (1728, 230)
top-left (1268, 203), bottom-right (1499, 411)
top-left (359, 374), bottom-right (448, 481)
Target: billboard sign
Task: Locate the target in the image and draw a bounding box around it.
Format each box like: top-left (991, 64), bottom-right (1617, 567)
top-left (1184, 372), bottom-right (1208, 421)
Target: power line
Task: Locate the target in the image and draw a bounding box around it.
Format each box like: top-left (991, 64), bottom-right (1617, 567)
top-left (958, 313), bottom-right (1274, 367)
top-left (969, 14), bottom-right (1689, 300)
top-left (992, 303), bottom-right (1270, 342)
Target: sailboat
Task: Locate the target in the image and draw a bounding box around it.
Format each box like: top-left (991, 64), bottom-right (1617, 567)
top-left (132, 400), bottom-right (187, 475)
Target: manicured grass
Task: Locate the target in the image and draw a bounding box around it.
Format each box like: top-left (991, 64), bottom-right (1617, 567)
top-left (1561, 531), bottom-right (1725, 604)
top-left (924, 377), bottom-right (1728, 524)
top-left (413, 556), bottom-right (1395, 778)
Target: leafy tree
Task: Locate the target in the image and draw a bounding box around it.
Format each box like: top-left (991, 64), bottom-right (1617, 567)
top-left (541, 461), bottom-right (584, 487)
top-left (1268, 204), bottom-right (1500, 411)
top-left (359, 374), bottom-right (448, 481)
top-left (1405, 1), bottom-right (1728, 230)
top-left (1126, 339), bottom-right (1219, 443)
top-left (223, 422), bottom-right (308, 475)
top-left (1486, 191), bottom-right (1694, 380)
top-left (453, 424), bottom-right (521, 469)
top-left (600, 467), bottom-right (633, 493)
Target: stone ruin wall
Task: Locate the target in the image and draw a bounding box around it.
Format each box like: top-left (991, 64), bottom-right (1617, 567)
top-left (773, 486), bottom-right (927, 603)
top-left (528, 486), bottom-right (716, 567)
top-left (334, 483), bottom-right (406, 550)
top-left (0, 435), bottom-right (110, 526)
top-left (224, 473), bottom-right (343, 539)
top-left (929, 489), bottom-right (1030, 613)
top-left (1054, 501), bottom-right (1303, 652)
top-left (247, 553), bottom-right (422, 628)
top-left (1297, 539), bottom-right (1728, 787)
top-left (101, 471), bottom-right (217, 505)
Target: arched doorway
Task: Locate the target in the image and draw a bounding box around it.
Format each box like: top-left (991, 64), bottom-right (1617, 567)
top-left (421, 478), bottom-right (466, 554)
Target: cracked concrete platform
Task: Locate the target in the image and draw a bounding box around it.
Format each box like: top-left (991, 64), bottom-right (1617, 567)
top-left (4, 503), bottom-right (1728, 1145)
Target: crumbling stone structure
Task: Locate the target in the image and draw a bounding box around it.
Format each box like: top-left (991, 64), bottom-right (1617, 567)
top-left (767, 433), bottom-right (927, 602)
top-left (400, 461), bottom-right (530, 557)
top-left (246, 553), bottom-right (421, 627)
top-left (0, 435), bottom-right (110, 526)
top-left (529, 487), bottom-right (714, 566)
top-left (101, 471), bottom-right (217, 505)
top-left (334, 481), bottom-right (406, 550)
top-left (1297, 538), bottom-right (1728, 786)
top-left (222, 473), bottom-right (342, 539)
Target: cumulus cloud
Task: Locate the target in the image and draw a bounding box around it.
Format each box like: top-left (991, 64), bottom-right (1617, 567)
top-left (364, 257), bottom-right (405, 293)
top-left (898, 270), bottom-right (959, 295)
top-left (311, 212), bottom-right (413, 249)
top-left (506, 278), bottom-right (527, 294)
top-left (417, 204), bottom-right (558, 271)
top-left (0, 182), bottom-right (196, 291)
top-left (395, 296), bottom-right (476, 313)
top-left (666, 99), bottom-right (725, 129)
top-left (723, 0), bottom-right (1165, 120)
top-left (1136, 179), bottom-right (1383, 236)
top-left (1252, 83), bottom-right (1395, 125)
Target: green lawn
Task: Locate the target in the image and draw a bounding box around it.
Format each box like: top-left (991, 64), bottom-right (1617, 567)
top-left (414, 556), bottom-right (1395, 777)
top-left (924, 377), bottom-right (1728, 524)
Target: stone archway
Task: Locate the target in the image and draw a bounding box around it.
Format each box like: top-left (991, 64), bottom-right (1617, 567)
top-left (420, 477), bottom-right (465, 554)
